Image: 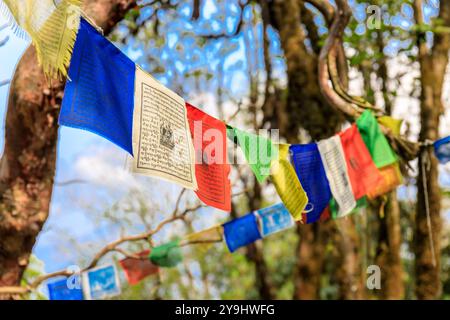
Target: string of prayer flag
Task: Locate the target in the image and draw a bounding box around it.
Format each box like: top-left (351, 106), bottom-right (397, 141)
top-left (223, 213), bottom-right (262, 253)
top-left (270, 144), bottom-right (309, 222)
top-left (290, 143), bottom-right (332, 224)
top-left (119, 250), bottom-right (159, 285)
top-left (255, 203), bottom-right (295, 237)
top-left (132, 66), bottom-right (198, 190)
top-left (56, 13), bottom-right (408, 210)
top-left (356, 110), bottom-right (397, 168)
top-left (60, 18), bottom-right (136, 155)
top-left (228, 126), bottom-right (278, 183)
top-left (149, 240), bottom-right (183, 267)
top-left (339, 124), bottom-right (384, 200)
top-left (186, 103), bottom-right (231, 211)
top-left (47, 278), bottom-right (83, 300)
top-left (0, 0), bottom-right (82, 78)
top-left (82, 264), bottom-right (121, 300)
top-left (318, 136), bottom-right (356, 217)
top-left (434, 136), bottom-right (450, 164)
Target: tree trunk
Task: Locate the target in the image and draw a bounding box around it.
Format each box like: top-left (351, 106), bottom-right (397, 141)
top-left (334, 218), bottom-right (365, 300)
top-left (260, 0), bottom-right (349, 300)
top-left (265, 0), bottom-right (342, 141)
top-left (375, 191), bottom-right (404, 299)
top-left (373, 30), bottom-right (404, 300)
top-left (293, 223), bottom-right (330, 299)
top-left (0, 0), bottom-right (137, 289)
top-left (413, 0), bottom-right (450, 299)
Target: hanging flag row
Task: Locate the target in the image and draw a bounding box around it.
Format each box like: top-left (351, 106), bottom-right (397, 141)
top-left (54, 17), bottom-right (416, 224)
top-left (45, 202), bottom-right (314, 300)
top-left (45, 199), bottom-right (348, 300)
top-left (47, 250), bottom-right (160, 300)
top-left (14, 15), bottom-right (446, 222)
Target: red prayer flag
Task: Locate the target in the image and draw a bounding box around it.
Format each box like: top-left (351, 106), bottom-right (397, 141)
top-left (339, 125), bottom-right (384, 200)
top-left (186, 103), bottom-right (231, 211)
top-left (302, 206), bottom-right (331, 224)
top-left (319, 206), bottom-right (331, 222)
top-left (119, 250), bottom-right (159, 285)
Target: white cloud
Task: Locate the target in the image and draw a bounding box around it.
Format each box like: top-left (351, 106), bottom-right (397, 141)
top-left (73, 147), bottom-right (142, 191)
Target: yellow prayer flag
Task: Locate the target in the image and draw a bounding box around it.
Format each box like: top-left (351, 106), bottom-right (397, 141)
top-left (367, 162), bottom-right (403, 199)
top-left (1, 0), bottom-right (82, 79)
top-left (270, 144), bottom-right (308, 222)
top-left (183, 225), bottom-right (224, 252)
top-left (379, 116), bottom-right (403, 136)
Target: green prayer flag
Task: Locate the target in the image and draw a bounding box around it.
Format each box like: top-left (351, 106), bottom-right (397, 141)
top-left (227, 126), bottom-right (278, 183)
top-left (356, 110), bottom-right (397, 168)
top-left (330, 197), bottom-right (367, 219)
top-left (149, 240), bottom-right (183, 267)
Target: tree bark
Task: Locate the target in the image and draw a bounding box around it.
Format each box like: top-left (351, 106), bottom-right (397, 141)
top-left (375, 191), bottom-right (404, 299)
top-left (334, 218), bottom-right (365, 300)
top-left (293, 223), bottom-right (330, 299)
top-left (0, 0), bottom-right (137, 289)
top-left (413, 0), bottom-right (450, 300)
top-left (260, 0), bottom-right (345, 300)
top-left (373, 30), bottom-right (405, 300)
top-left (263, 0), bottom-right (343, 142)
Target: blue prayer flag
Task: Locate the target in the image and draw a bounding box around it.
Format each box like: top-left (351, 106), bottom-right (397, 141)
top-left (60, 18), bottom-right (136, 155)
top-left (47, 278), bottom-right (83, 300)
top-left (290, 143), bottom-right (332, 224)
top-left (223, 213), bottom-right (261, 253)
top-left (82, 264), bottom-right (121, 300)
top-left (434, 136), bottom-right (450, 164)
top-left (255, 203), bottom-right (295, 237)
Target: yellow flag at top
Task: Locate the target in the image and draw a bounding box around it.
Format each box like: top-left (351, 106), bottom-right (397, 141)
top-left (270, 144), bottom-right (308, 222)
top-left (379, 116), bottom-right (403, 136)
top-left (184, 225), bottom-right (224, 244)
top-left (183, 225), bottom-right (224, 253)
top-left (1, 0), bottom-right (82, 79)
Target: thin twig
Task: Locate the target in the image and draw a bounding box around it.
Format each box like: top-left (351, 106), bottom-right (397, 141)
top-left (0, 201), bottom-right (204, 296)
top-left (0, 79), bottom-right (10, 87)
top-left (54, 179), bottom-right (88, 187)
top-left (0, 35), bottom-right (9, 47)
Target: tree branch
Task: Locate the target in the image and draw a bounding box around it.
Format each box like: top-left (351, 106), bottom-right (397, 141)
top-left (314, 0), bottom-right (420, 160)
top-left (0, 35), bottom-right (9, 47)
top-left (317, 0), bottom-right (362, 118)
top-left (0, 79), bottom-right (10, 87)
top-left (0, 200), bottom-right (204, 296)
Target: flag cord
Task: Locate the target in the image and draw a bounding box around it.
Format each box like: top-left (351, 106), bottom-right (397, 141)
top-left (421, 149), bottom-right (437, 268)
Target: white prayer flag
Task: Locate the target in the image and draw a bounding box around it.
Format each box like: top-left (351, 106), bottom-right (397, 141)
top-left (317, 136), bottom-right (356, 216)
top-left (132, 66), bottom-right (198, 190)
